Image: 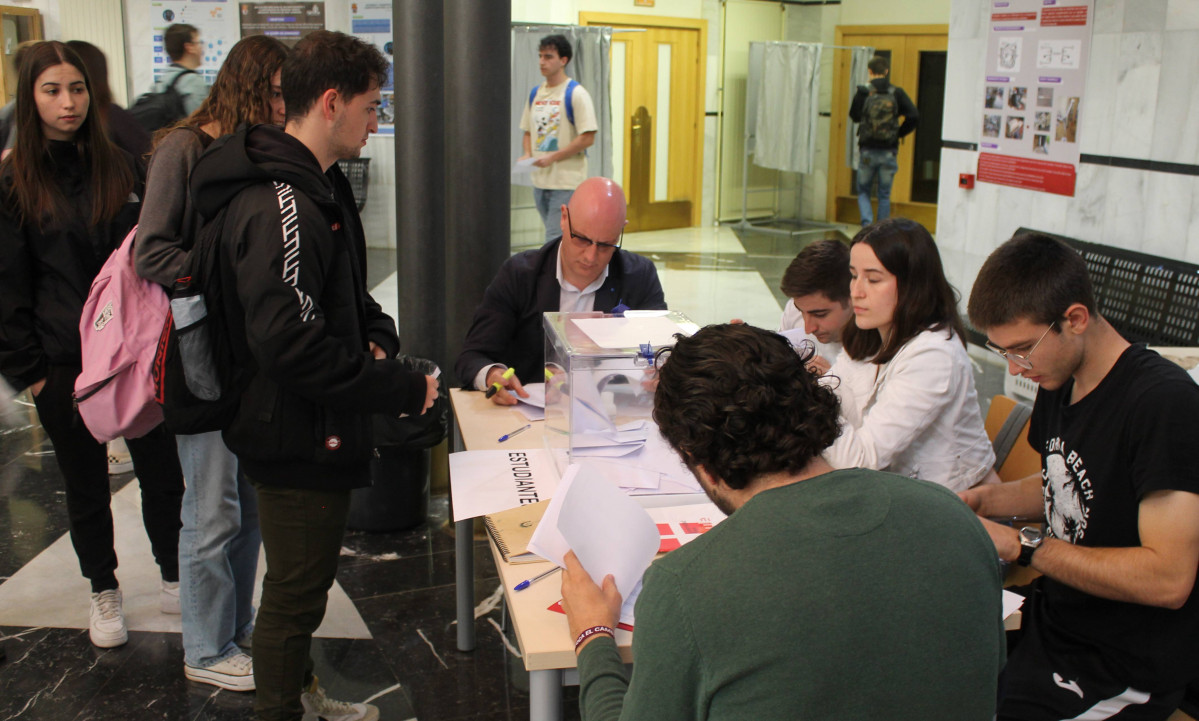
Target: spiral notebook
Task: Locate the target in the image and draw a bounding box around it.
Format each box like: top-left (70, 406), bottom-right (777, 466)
top-left (483, 501), bottom-right (549, 564)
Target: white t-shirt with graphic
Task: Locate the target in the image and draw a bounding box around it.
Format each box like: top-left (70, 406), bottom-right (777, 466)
top-left (519, 78), bottom-right (598, 190)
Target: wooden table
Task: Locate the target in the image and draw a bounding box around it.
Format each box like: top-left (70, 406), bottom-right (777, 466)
top-left (449, 388), bottom-right (639, 721)
top-left (449, 388), bottom-right (547, 652)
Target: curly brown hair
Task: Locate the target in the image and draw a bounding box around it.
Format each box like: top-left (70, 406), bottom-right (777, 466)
top-left (652, 324), bottom-right (842, 491)
top-left (152, 34), bottom-right (288, 148)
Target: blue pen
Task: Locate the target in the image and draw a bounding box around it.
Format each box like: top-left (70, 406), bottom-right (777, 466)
top-left (514, 566), bottom-right (561, 591)
top-left (498, 424), bottom-right (531, 443)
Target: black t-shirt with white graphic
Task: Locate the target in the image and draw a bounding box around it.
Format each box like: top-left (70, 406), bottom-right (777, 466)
top-left (1027, 343), bottom-right (1199, 691)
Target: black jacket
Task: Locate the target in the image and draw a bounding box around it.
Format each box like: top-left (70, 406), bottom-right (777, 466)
top-left (0, 141), bottom-right (142, 390)
top-left (190, 124), bottom-right (425, 490)
top-left (849, 77), bottom-right (919, 151)
top-left (455, 239), bottom-right (667, 387)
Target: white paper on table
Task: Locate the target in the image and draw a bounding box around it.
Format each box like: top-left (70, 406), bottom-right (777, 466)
top-left (1002, 589), bottom-right (1025, 620)
top-left (557, 463), bottom-right (660, 603)
top-left (514, 382), bottom-right (545, 422)
top-left (628, 474), bottom-right (703, 495)
top-left (573, 315), bottom-right (693, 350)
top-left (571, 424), bottom-right (649, 447)
top-left (448, 449), bottom-right (558, 522)
top-left (598, 424), bottom-right (701, 494)
top-left (570, 444), bottom-right (645, 458)
top-left (516, 404), bottom-right (546, 422)
top-left (512, 157), bottom-right (537, 175)
top-left (581, 459), bottom-right (662, 490)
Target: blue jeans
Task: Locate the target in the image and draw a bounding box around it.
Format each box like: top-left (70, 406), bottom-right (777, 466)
top-left (533, 187), bottom-right (574, 244)
top-left (857, 148), bottom-right (899, 225)
top-left (178, 431), bottom-right (260, 668)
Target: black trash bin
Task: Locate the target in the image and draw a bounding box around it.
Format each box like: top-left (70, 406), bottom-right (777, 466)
top-left (348, 356), bottom-right (447, 532)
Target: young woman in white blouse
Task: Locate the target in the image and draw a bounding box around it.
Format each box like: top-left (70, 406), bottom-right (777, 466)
top-left (824, 218), bottom-right (999, 491)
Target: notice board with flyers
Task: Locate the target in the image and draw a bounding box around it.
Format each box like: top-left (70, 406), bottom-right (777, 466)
top-left (977, 0), bottom-right (1094, 197)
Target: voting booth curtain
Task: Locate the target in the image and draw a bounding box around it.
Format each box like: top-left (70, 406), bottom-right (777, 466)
top-left (510, 25), bottom-right (614, 186)
top-left (746, 42), bottom-right (822, 175)
top-left (844, 46), bottom-right (875, 171)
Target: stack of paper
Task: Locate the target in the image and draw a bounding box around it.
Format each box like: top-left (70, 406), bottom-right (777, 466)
top-left (528, 462), bottom-right (659, 624)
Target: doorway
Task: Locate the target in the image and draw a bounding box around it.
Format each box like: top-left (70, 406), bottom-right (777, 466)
top-left (828, 25), bottom-right (948, 231)
top-left (0, 5), bottom-right (42, 104)
top-left (580, 13), bottom-right (706, 231)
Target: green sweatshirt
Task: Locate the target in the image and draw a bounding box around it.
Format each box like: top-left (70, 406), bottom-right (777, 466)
top-left (577, 468), bottom-right (1006, 721)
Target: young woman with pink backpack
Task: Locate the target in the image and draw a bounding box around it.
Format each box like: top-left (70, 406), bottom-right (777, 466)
top-left (0, 41), bottom-right (184, 649)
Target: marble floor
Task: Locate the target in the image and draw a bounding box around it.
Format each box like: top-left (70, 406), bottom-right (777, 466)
top-left (0, 221), bottom-right (1008, 721)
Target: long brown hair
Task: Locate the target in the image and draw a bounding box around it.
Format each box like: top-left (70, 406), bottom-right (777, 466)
top-left (3, 41), bottom-right (133, 231)
top-left (842, 217), bottom-right (966, 364)
top-left (153, 34), bottom-right (288, 148)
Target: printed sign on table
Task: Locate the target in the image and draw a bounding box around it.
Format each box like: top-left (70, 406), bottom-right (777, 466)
top-left (978, 0), bottom-right (1093, 196)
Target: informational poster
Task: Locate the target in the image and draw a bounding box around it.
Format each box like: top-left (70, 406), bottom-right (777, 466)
top-left (350, 2), bottom-right (394, 135)
top-left (239, 2), bottom-right (325, 48)
top-left (977, 0), bottom-right (1093, 197)
top-left (148, 1), bottom-right (239, 87)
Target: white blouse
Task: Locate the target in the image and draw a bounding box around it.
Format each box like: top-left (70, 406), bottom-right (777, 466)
top-left (823, 328), bottom-right (995, 492)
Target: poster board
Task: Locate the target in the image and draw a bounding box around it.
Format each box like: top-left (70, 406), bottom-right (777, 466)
top-left (147, 1), bottom-right (239, 87)
top-left (977, 0), bottom-right (1093, 197)
top-left (239, 2), bottom-right (325, 47)
top-left (349, 1), bottom-right (394, 135)
top-left (128, 1), bottom-right (331, 98)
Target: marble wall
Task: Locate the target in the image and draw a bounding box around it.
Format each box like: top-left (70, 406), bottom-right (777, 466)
top-left (937, 0), bottom-right (1199, 310)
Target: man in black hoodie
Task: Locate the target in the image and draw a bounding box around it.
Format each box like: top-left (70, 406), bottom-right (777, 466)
top-left (189, 31), bottom-right (438, 721)
top-left (848, 55), bottom-right (918, 226)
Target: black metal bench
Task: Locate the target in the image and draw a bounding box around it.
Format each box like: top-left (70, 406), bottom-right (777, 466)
top-left (1014, 228), bottom-right (1199, 346)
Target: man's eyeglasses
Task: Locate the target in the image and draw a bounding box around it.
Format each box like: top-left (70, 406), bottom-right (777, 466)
top-left (565, 207), bottom-right (622, 254)
top-left (985, 322), bottom-right (1056, 370)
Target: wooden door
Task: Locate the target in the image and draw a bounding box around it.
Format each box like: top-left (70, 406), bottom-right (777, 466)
top-left (828, 25), bottom-right (948, 231)
top-left (0, 6), bottom-right (43, 104)
top-left (581, 13), bottom-right (707, 230)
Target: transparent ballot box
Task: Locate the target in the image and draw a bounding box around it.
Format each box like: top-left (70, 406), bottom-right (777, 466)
top-left (542, 310), bottom-right (698, 475)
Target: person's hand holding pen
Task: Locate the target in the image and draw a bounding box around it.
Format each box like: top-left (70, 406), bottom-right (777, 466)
top-left (485, 366), bottom-right (529, 406)
top-left (560, 550), bottom-right (622, 655)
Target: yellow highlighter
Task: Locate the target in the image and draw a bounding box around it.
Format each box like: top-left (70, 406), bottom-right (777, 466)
top-left (485, 367), bottom-right (516, 399)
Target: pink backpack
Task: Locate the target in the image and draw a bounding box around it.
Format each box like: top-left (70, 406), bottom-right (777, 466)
top-left (74, 225), bottom-right (168, 442)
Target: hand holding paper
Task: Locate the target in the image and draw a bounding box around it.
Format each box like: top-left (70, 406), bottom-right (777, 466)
top-left (560, 550), bottom-right (622, 646)
top-left (528, 462), bottom-right (660, 624)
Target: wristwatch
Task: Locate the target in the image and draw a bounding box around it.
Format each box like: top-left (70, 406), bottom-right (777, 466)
top-left (1016, 526), bottom-right (1044, 567)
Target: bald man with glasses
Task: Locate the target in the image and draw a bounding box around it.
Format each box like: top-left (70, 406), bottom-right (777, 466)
top-left (456, 177), bottom-right (666, 404)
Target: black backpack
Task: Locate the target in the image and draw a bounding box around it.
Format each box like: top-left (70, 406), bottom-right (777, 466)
top-left (152, 201), bottom-right (252, 435)
top-left (130, 69), bottom-right (196, 133)
top-left (858, 86), bottom-right (899, 145)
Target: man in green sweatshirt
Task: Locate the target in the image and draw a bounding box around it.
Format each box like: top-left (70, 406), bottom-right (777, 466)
top-left (561, 323), bottom-right (1006, 721)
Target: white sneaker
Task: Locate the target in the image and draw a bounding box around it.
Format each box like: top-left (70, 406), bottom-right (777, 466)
top-left (301, 678), bottom-right (379, 721)
top-left (89, 589), bottom-right (128, 648)
top-left (184, 652), bottom-right (255, 691)
top-left (107, 439), bottom-right (133, 475)
top-left (160, 580), bottom-right (180, 614)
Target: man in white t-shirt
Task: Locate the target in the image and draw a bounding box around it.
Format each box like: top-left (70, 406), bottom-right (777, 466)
top-left (519, 34), bottom-right (599, 244)
top-left (777, 240), bottom-right (853, 375)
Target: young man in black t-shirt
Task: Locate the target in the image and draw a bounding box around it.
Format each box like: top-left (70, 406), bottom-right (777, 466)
top-left (963, 231), bottom-right (1199, 721)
